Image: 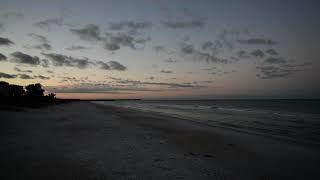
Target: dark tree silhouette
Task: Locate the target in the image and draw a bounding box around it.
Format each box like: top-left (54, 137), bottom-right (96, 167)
top-left (25, 83), bottom-right (44, 97)
top-left (47, 93), bottom-right (56, 99)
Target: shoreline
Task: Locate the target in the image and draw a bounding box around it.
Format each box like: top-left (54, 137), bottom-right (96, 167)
top-left (1, 101), bottom-right (319, 179)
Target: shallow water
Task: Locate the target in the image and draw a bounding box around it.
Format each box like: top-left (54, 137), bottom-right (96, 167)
top-left (93, 100), bottom-right (320, 146)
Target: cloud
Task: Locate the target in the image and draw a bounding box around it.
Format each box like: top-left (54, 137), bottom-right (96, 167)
top-left (160, 70), bottom-right (173, 73)
top-left (264, 57), bottom-right (286, 64)
top-left (42, 53), bottom-right (91, 69)
top-left (0, 37), bottom-right (14, 46)
top-left (104, 32), bottom-right (150, 51)
top-left (180, 43), bottom-right (228, 64)
top-left (97, 61), bottom-right (110, 70)
top-left (28, 33), bottom-right (49, 44)
top-left (35, 75), bottom-right (50, 80)
top-left (0, 53), bottom-right (7, 61)
top-left (34, 17), bottom-right (63, 30)
top-left (237, 50), bottom-right (250, 58)
top-left (251, 49), bottom-right (265, 58)
top-left (162, 17), bottom-right (205, 29)
top-left (33, 43), bottom-right (52, 50)
top-left (256, 59), bottom-right (311, 79)
top-left (266, 49), bottom-right (278, 56)
top-left (42, 53), bottom-right (127, 71)
top-left (66, 45), bottom-right (88, 51)
top-left (0, 72), bottom-right (17, 79)
top-left (19, 74), bottom-right (33, 79)
top-left (237, 38), bottom-right (277, 45)
top-left (108, 61), bottom-right (127, 71)
top-left (14, 67), bottom-right (32, 73)
top-left (108, 20), bottom-right (152, 33)
top-left (10, 51), bottom-right (40, 65)
top-left (70, 24), bottom-right (101, 42)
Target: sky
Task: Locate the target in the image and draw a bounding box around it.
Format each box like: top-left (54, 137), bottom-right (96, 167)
top-left (0, 0), bottom-right (319, 99)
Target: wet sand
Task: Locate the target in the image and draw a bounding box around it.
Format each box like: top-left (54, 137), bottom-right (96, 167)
top-left (0, 102), bottom-right (319, 180)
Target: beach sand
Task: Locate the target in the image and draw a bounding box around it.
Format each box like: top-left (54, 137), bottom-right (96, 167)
top-left (0, 102), bottom-right (319, 180)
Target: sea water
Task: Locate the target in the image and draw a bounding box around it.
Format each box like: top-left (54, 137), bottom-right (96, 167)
top-left (93, 100), bottom-right (320, 146)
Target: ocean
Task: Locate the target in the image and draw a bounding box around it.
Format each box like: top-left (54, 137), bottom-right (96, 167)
top-left (93, 99), bottom-right (320, 146)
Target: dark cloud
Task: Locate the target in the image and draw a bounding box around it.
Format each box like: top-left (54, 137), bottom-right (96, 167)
top-left (153, 45), bottom-right (174, 54)
top-left (0, 72), bottom-right (17, 79)
top-left (237, 38), bottom-right (277, 45)
top-left (266, 49), bottom-right (279, 56)
top-left (0, 37), bottom-right (14, 46)
top-left (33, 43), bottom-right (52, 50)
top-left (42, 53), bottom-right (91, 69)
top-left (10, 51), bottom-right (40, 65)
top-left (162, 17), bottom-right (205, 29)
top-left (66, 45), bottom-right (88, 51)
top-left (104, 32), bottom-right (150, 51)
top-left (41, 59), bottom-right (49, 68)
top-left (70, 24), bottom-right (101, 42)
top-left (14, 67), bottom-right (32, 73)
top-left (19, 74), bottom-right (33, 79)
top-left (201, 41), bottom-right (214, 50)
top-left (180, 43), bottom-right (228, 64)
top-left (34, 17), bottom-right (63, 30)
top-left (97, 61), bottom-right (110, 70)
top-left (35, 75), bottom-right (50, 80)
top-left (264, 57), bottom-right (286, 64)
top-left (181, 44), bottom-right (194, 54)
top-left (108, 20), bottom-right (152, 33)
top-left (237, 50), bottom-right (250, 58)
top-left (0, 53), bottom-right (7, 61)
top-left (104, 42), bottom-right (120, 51)
top-left (28, 33), bottom-right (49, 44)
top-left (108, 61), bottom-right (127, 71)
top-left (251, 49), bottom-right (265, 58)
top-left (256, 58), bottom-right (311, 79)
top-left (160, 70), bottom-right (173, 73)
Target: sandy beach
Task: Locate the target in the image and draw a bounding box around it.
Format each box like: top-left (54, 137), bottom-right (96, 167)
top-left (0, 101), bottom-right (319, 180)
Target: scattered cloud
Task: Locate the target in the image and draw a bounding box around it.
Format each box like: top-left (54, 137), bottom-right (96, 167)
top-left (34, 17), bottom-right (63, 31)
top-left (108, 61), bottom-right (127, 71)
top-left (108, 20), bottom-right (152, 33)
top-left (264, 57), bottom-right (286, 64)
top-left (256, 59), bottom-right (311, 79)
top-left (42, 53), bottom-right (91, 69)
top-left (180, 43), bottom-right (228, 63)
top-left (19, 74), bottom-right (33, 79)
top-left (0, 72), bottom-right (17, 79)
top-left (35, 75), bottom-right (50, 80)
top-left (66, 45), bottom-right (88, 51)
top-left (0, 53), bottom-right (7, 61)
top-left (10, 51), bottom-right (41, 65)
top-left (14, 67), bottom-right (32, 73)
top-left (160, 70), bottom-right (173, 73)
top-left (250, 49), bottom-right (265, 58)
top-left (0, 37), bottom-right (14, 46)
top-left (237, 38), bottom-right (277, 45)
top-left (266, 49), bottom-right (278, 56)
top-left (70, 24), bottom-right (101, 42)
